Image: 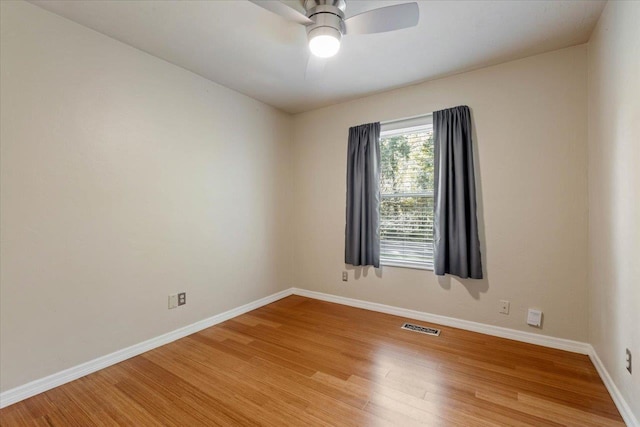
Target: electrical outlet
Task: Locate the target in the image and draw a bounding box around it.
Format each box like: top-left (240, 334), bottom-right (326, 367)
top-left (168, 294), bottom-right (178, 309)
top-left (626, 348), bottom-right (632, 374)
top-left (342, 271), bottom-right (348, 281)
top-left (499, 300), bottom-right (510, 314)
top-left (178, 292), bottom-right (186, 306)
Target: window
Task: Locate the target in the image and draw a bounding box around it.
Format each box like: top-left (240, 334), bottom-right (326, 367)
top-left (379, 116), bottom-right (434, 269)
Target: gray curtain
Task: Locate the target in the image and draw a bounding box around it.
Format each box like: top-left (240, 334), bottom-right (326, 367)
top-left (345, 122), bottom-right (381, 267)
top-left (433, 106), bottom-right (483, 279)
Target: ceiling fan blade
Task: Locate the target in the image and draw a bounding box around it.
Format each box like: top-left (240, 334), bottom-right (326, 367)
top-left (344, 2), bottom-right (419, 35)
top-left (305, 54), bottom-right (326, 80)
top-left (248, 0), bottom-right (313, 26)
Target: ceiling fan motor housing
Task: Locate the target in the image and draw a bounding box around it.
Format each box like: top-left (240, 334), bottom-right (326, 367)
top-left (304, 0), bottom-right (346, 42)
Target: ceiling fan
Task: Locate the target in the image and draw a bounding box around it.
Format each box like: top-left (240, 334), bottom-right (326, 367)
top-left (249, 0), bottom-right (419, 71)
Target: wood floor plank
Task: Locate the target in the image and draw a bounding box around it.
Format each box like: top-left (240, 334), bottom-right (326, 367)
top-left (0, 296), bottom-right (625, 426)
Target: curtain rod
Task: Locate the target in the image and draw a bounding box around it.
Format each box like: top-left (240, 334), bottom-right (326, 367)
top-left (380, 112), bottom-right (432, 125)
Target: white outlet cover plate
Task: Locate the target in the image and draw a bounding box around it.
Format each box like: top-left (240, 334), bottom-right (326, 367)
top-left (168, 295), bottom-right (178, 309)
top-left (499, 300), bottom-right (510, 314)
top-left (527, 309), bottom-right (542, 327)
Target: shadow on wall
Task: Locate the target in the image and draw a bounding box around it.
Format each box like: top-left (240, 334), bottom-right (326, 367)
top-left (436, 275), bottom-right (489, 300)
top-left (344, 263), bottom-right (489, 301)
top-left (347, 266), bottom-right (383, 280)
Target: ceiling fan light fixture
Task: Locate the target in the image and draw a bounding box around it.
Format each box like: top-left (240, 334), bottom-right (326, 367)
top-left (308, 27), bottom-right (341, 58)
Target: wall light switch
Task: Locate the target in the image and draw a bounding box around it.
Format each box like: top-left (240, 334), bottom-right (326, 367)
top-left (527, 309), bottom-right (542, 327)
top-left (342, 271), bottom-right (348, 281)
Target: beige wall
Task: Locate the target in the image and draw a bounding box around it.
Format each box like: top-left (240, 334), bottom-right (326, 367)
top-left (293, 46), bottom-right (589, 342)
top-left (0, 1), bottom-right (292, 392)
top-left (5, 0), bottom-right (634, 410)
top-left (587, 0), bottom-right (640, 420)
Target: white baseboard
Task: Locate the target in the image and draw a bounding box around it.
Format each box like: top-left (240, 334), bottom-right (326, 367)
top-left (3, 286), bottom-right (636, 426)
top-left (589, 347), bottom-right (639, 427)
top-left (292, 288), bottom-right (591, 354)
top-left (0, 288), bottom-right (294, 409)
top-left (293, 288), bottom-right (639, 425)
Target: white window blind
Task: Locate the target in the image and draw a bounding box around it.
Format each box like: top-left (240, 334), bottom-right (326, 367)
top-left (379, 118), bottom-right (434, 269)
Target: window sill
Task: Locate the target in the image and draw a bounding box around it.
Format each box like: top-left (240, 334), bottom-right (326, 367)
top-left (380, 261), bottom-right (433, 271)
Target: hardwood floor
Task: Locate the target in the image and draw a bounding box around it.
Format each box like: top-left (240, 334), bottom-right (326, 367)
top-left (0, 296), bottom-right (624, 426)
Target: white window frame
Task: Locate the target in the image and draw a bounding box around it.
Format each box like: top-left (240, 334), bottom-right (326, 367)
top-left (379, 114), bottom-right (434, 271)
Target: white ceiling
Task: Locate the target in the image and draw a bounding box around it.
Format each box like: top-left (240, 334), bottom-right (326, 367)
top-left (30, 0), bottom-right (605, 114)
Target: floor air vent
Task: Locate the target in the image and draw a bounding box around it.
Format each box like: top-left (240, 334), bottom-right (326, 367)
top-left (401, 323), bottom-right (441, 336)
